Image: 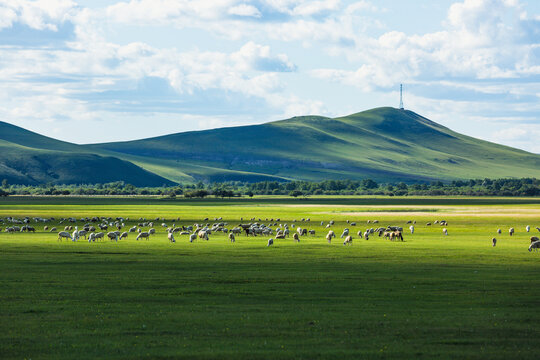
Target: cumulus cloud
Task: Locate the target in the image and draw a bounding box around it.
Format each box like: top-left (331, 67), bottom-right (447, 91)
top-left (0, 0), bottom-right (76, 31)
top-left (228, 3), bottom-right (261, 17)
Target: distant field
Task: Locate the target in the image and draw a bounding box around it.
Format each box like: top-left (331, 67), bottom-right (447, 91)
top-left (1, 196), bottom-right (539, 359)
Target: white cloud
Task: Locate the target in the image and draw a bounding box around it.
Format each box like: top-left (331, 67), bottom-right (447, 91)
top-left (291, 0), bottom-right (340, 16)
top-left (228, 3), bottom-right (261, 18)
top-left (0, 0), bottom-right (76, 31)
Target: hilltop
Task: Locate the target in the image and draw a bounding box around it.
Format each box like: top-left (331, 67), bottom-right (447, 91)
top-left (1, 107), bottom-right (540, 185)
top-left (88, 107), bottom-right (540, 183)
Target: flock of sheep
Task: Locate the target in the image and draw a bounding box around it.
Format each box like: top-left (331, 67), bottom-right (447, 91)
top-left (1, 215), bottom-right (539, 251)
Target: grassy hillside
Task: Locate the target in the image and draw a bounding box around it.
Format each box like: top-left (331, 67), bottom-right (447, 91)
top-left (3, 107), bottom-right (540, 184)
top-left (89, 107), bottom-right (540, 183)
top-left (0, 123), bottom-right (174, 186)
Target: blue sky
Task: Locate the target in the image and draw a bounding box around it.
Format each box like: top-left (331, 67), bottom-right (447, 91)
top-left (0, 0), bottom-right (539, 153)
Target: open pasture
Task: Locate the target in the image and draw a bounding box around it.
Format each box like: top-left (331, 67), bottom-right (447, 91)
top-left (1, 196), bottom-right (540, 359)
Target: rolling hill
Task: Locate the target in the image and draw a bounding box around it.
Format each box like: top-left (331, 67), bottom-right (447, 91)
top-left (88, 107), bottom-right (540, 183)
top-left (1, 107), bottom-right (540, 185)
top-left (0, 123), bottom-right (174, 186)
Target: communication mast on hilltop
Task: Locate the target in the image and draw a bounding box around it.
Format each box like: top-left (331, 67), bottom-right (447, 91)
top-left (399, 84), bottom-right (404, 110)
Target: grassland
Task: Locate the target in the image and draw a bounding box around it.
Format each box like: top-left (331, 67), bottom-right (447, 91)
top-left (1, 196), bottom-right (540, 359)
top-left (3, 107), bottom-right (540, 185)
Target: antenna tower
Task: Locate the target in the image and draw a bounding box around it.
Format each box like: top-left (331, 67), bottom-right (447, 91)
top-left (399, 84), bottom-right (404, 110)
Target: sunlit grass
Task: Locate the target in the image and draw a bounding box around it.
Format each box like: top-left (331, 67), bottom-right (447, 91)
top-left (0, 196), bottom-right (539, 359)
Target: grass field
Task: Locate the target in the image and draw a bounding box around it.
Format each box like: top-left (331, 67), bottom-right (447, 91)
top-left (1, 196), bottom-right (540, 359)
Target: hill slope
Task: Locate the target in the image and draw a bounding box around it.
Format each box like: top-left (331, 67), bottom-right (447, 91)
top-left (2, 107), bottom-right (539, 185)
top-left (88, 107), bottom-right (540, 183)
top-left (0, 123), bottom-right (174, 186)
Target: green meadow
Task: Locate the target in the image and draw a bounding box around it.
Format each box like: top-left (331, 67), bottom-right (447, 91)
top-left (1, 196), bottom-right (539, 359)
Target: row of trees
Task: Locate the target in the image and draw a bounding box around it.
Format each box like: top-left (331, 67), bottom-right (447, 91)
top-left (1, 178), bottom-right (539, 197)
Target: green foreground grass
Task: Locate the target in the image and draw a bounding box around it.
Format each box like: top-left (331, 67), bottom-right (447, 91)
top-left (1, 196), bottom-right (540, 359)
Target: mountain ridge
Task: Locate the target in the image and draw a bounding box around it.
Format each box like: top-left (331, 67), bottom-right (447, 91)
top-left (1, 107), bottom-right (539, 185)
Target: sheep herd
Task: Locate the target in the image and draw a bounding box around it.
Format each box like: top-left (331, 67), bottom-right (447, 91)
top-left (1, 215), bottom-right (539, 252)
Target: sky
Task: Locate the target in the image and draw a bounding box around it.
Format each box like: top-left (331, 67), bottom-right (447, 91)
top-left (0, 0), bottom-right (539, 153)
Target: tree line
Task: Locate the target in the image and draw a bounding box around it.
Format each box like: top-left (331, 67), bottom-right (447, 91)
top-left (1, 178), bottom-right (539, 197)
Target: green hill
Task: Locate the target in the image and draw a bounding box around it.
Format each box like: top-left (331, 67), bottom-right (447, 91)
top-left (0, 124), bottom-right (174, 186)
top-left (88, 107), bottom-right (540, 183)
top-left (2, 107), bottom-right (539, 185)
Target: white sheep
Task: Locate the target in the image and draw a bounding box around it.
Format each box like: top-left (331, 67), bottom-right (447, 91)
top-left (326, 230), bottom-right (335, 243)
top-left (72, 226), bottom-right (79, 242)
top-left (343, 235), bottom-right (352, 245)
top-left (120, 232), bottom-right (128, 240)
top-left (528, 241), bottom-right (540, 252)
top-left (57, 231), bottom-right (72, 241)
top-left (167, 230), bottom-right (175, 243)
top-left (228, 233), bottom-right (235, 242)
top-left (509, 228), bottom-right (514, 236)
top-left (526, 225), bottom-right (530, 232)
top-left (340, 228), bottom-right (349, 238)
top-left (267, 238), bottom-right (274, 246)
top-left (492, 238), bottom-right (497, 247)
top-left (107, 232), bottom-right (118, 242)
top-left (497, 229), bottom-right (501, 234)
top-left (198, 230), bottom-right (209, 240)
top-left (136, 232), bottom-right (149, 241)
top-left (409, 225), bottom-right (414, 234)
top-left (443, 228), bottom-right (448, 236)
top-left (189, 233), bottom-right (197, 242)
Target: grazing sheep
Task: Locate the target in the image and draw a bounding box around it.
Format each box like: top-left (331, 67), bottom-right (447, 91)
top-left (343, 235), bottom-right (352, 245)
top-left (492, 238), bottom-right (497, 247)
top-left (509, 228), bottom-right (514, 236)
top-left (50, 227), bottom-right (57, 232)
top-left (409, 225), bottom-right (414, 234)
top-left (77, 229), bottom-right (88, 240)
top-left (275, 232), bottom-right (285, 239)
top-left (107, 232), bottom-right (118, 242)
top-left (198, 230), bottom-right (209, 241)
top-left (167, 230), bottom-right (175, 243)
top-left (228, 233), bottom-right (235, 243)
top-left (497, 229), bottom-right (501, 234)
top-left (57, 231), bottom-right (72, 241)
top-left (93, 232), bottom-right (104, 241)
top-left (120, 232), bottom-right (128, 240)
top-left (308, 229), bottom-right (315, 235)
top-left (442, 228), bottom-right (448, 236)
top-left (390, 231), bottom-right (403, 242)
top-left (44, 226), bottom-right (48, 231)
top-left (189, 233), bottom-right (197, 242)
top-left (267, 238), bottom-right (274, 247)
top-left (129, 226), bottom-right (137, 232)
top-left (136, 232), bottom-right (149, 241)
top-left (148, 228), bottom-right (156, 235)
top-left (72, 227), bottom-right (79, 241)
top-left (526, 225), bottom-right (530, 232)
top-left (363, 231), bottom-right (369, 240)
top-left (293, 233), bottom-right (300, 242)
top-left (340, 228), bottom-right (349, 238)
top-left (530, 236), bottom-right (539, 244)
top-left (528, 241), bottom-right (540, 252)
top-left (357, 230), bottom-right (363, 236)
top-left (326, 230), bottom-right (335, 243)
